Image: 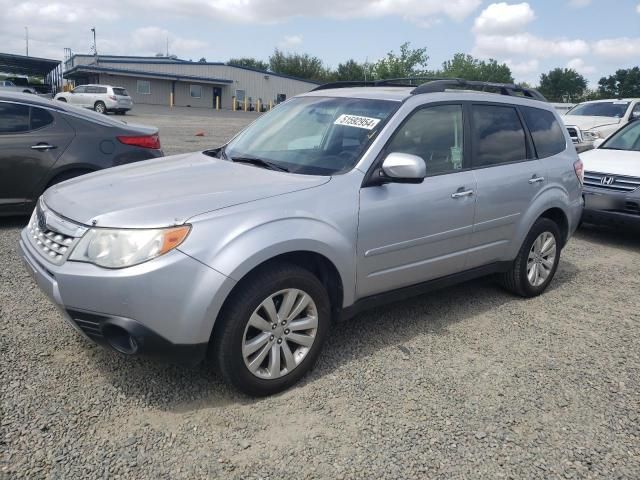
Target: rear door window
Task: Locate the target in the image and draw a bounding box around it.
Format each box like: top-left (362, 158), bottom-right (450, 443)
top-left (471, 104), bottom-right (527, 167)
top-left (30, 107), bottom-right (54, 130)
top-left (0, 102), bottom-right (30, 133)
top-left (521, 106), bottom-right (566, 158)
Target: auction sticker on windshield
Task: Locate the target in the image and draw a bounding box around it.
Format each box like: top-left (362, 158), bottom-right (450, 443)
top-left (334, 114), bottom-right (381, 130)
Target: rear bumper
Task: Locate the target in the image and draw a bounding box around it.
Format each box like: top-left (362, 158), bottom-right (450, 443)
top-left (582, 187), bottom-right (640, 228)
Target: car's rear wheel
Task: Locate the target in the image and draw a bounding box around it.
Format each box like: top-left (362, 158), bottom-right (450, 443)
top-left (94, 101), bottom-right (106, 114)
top-left (213, 263), bottom-right (331, 396)
top-left (500, 218), bottom-right (561, 297)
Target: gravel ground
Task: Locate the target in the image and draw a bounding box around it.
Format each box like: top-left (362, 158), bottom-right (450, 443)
top-left (1, 107), bottom-right (639, 479)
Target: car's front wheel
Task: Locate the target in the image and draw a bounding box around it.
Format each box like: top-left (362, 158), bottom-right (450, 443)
top-left (500, 217), bottom-right (561, 297)
top-left (213, 263), bottom-right (331, 396)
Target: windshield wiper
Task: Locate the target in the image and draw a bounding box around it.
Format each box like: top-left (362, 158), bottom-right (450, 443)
top-left (230, 156), bottom-right (289, 172)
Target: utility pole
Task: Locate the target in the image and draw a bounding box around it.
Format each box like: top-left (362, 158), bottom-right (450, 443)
top-left (90, 27), bottom-right (98, 66)
top-left (25, 27), bottom-right (29, 56)
top-left (166, 37), bottom-right (169, 57)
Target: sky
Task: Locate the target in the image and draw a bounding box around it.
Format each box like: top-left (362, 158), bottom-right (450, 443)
top-left (1, 0), bottom-right (639, 87)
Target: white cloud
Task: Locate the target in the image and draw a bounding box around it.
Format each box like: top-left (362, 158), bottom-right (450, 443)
top-left (592, 37), bottom-right (640, 60)
top-left (474, 33), bottom-right (589, 58)
top-left (505, 58), bottom-right (539, 75)
top-left (129, 0), bottom-right (482, 24)
top-left (278, 35), bottom-right (303, 49)
top-left (473, 2), bottom-right (535, 35)
top-left (131, 27), bottom-right (206, 55)
top-left (567, 58), bottom-right (596, 74)
top-left (569, 0), bottom-right (591, 7)
top-left (636, 3), bottom-right (640, 13)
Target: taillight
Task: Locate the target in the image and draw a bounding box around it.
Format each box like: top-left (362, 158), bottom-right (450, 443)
top-left (117, 133), bottom-right (161, 149)
top-left (573, 158), bottom-right (584, 185)
top-left (109, 95), bottom-right (116, 101)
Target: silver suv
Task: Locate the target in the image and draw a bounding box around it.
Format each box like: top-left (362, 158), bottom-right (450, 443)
top-left (54, 84), bottom-right (133, 114)
top-left (21, 80), bottom-right (584, 396)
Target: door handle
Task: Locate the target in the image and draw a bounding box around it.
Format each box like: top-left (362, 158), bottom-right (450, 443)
top-left (31, 144), bottom-right (57, 151)
top-left (451, 189), bottom-right (474, 198)
top-left (528, 176), bottom-right (545, 184)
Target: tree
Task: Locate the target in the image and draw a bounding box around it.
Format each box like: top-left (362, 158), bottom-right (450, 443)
top-left (538, 68), bottom-right (587, 102)
top-left (372, 42), bottom-right (429, 80)
top-left (268, 49), bottom-right (330, 82)
top-left (335, 59), bottom-right (370, 81)
top-left (228, 57), bottom-right (270, 71)
top-left (597, 67), bottom-right (640, 98)
top-left (198, 57), bottom-right (207, 63)
top-left (440, 53), bottom-right (513, 83)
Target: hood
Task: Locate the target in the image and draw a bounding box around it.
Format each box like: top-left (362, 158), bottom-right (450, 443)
top-left (580, 148), bottom-right (640, 177)
top-left (44, 152), bottom-right (330, 228)
top-left (563, 115), bottom-right (622, 131)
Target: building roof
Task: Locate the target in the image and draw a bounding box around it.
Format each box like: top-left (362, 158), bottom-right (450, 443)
top-left (67, 54), bottom-right (320, 85)
top-left (0, 52), bottom-right (61, 76)
top-left (64, 65), bottom-right (233, 85)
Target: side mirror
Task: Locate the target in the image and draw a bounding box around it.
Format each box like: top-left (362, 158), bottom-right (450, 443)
top-left (377, 152), bottom-right (426, 184)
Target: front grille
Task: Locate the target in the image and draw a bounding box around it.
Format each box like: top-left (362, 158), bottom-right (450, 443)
top-left (27, 202), bottom-right (86, 265)
top-left (566, 127), bottom-right (581, 143)
top-left (66, 310), bottom-right (105, 339)
top-left (584, 171), bottom-right (640, 192)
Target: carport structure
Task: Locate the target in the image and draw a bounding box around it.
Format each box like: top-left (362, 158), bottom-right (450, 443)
top-left (0, 52), bottom-right (63, 94)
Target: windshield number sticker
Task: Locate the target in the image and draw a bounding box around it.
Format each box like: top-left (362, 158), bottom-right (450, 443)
top-left (334, 114), bottom-right (381, 130)
top-left (613, 101), bottom-right (629, 105)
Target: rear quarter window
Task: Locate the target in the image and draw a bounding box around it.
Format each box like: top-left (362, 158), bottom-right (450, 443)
top-left (521, 106), bottom-right (566, 158)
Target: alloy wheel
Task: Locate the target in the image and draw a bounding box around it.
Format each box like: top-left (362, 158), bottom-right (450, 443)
top-left (527, 231), bottom-right (556, 287)
top-left (242, 288), bottom-right (318, 380)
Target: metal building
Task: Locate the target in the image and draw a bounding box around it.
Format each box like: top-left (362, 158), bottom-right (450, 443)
top-left (0, 52), bottom-right (63, 94)
top-left (63, 54), bottom-right (318, 110)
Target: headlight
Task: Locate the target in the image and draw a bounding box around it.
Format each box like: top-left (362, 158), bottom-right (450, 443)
top-left (69, 225), bottom-right (190, 268)
top-left (582, 130), bottom-right (602, 141)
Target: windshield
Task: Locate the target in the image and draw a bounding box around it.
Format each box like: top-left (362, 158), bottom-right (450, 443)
top-left (566, 101), bottom-right (630, 118)
top-left (601, 120), bottom-right (640, 152)
top-left (224, 96), bottom-right (399, 175)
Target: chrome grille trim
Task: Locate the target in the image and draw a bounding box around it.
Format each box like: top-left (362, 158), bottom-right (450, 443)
top-left (27, 201), bottom-right (88, 266)
top-left (584, 171), bottom-right (640, 192)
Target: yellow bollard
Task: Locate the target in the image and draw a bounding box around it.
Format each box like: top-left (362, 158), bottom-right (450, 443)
top-left (232, 96), bottom-right (236, 111)
top-left (257, 99), bottom-right (261, 113)
top-left (269, 100), bottom-right (273, 111)
top-left (244, 97), bottom-right (248, 112)
top-left (215, 96), bottom-right (220, 111)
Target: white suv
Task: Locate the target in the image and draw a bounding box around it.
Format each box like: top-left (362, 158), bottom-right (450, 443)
top-left (54, 84), bottom-right (133, 114)
top-left (563, 98), bottom-right (640, 144)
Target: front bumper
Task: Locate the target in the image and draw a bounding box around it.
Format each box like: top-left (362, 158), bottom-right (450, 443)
top-left (582, 187), bottom-right (640, 228)
top-left (20, 228), bottom-right (235, 364)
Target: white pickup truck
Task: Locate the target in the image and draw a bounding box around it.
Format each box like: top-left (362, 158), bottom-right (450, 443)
top-left (0, 80), bottom-right (37, 94)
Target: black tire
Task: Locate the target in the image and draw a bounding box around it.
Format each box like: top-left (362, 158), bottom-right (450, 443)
top-left (212, 263), bottom-right (331, 396)
top-left (94, 101), bottom-right (106, 114)
top-left (499, 218), bottom-right (561, 298)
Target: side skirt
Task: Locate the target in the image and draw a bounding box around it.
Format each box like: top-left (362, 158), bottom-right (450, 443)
top-left (339, 261), bottom-right (512, 321)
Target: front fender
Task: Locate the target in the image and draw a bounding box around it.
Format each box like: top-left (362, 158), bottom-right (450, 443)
top-left (180, 215), bottom-right (357, 307)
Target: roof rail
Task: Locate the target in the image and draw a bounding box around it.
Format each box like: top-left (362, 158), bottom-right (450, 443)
top-left (411, 79), bottom-right (547, 102)
top-left (311, 77), bottom-right (448, 91)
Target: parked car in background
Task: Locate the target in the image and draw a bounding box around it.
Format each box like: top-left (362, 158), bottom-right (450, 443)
top-left (5, 76), bottom-right (52, 95)
top-left (581, 119), bottom-right (640, 228)
top-left (0, 92), bottom-right (162, 216)
top-left (551, 102), bottom-right (575, 115)
top-left (20, 80), bottom-right (583, 396)
top-left (54, 84), bottom-right (133, 114)
top-left (0, 80), bottom-right (37, 94)
top-left (563, 99), bottom-right (640, 145)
